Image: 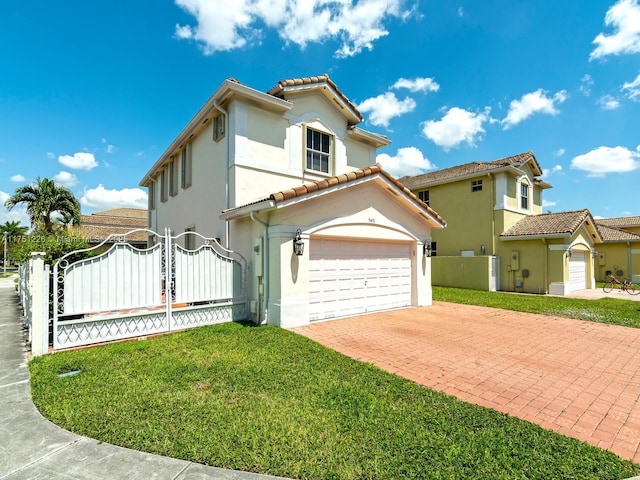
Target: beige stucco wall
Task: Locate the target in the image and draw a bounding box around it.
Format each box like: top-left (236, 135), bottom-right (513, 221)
top-left (595, 242), bottom-right (640, 282)
top-left (229, 177), bottom-right (439, 327)
top-left (428, 178), bottom-right (494, 256)
top-left (431, 256), bottom-right (494, 290)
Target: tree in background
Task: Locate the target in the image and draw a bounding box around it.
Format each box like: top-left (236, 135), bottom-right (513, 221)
top-left (4, 177), bottom-right (81, 234)
top-left (0, 220), bottom-right (29, 238)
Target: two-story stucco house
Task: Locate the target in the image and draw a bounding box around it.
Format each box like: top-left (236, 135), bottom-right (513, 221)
top-left (140, 75), bottom-right (445, 328)
top-left (400, 152), bottom-right (602, 295)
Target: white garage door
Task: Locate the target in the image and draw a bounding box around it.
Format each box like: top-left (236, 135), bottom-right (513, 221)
top-left (309, 239), bottom-right (412, 321)
top-left (568, 251), bottom-right (587, 293)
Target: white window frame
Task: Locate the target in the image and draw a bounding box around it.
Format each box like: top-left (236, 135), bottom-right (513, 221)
top-left (520, 182), bottom-right (529, 210)
top-left (471, 179), bottom-right (483, 192)
top-left (418, 190), bottom-right (429, 205)
top-left (305, 126), bottom-right (333, 174)
top-left (181, 144), bottom-right (192, 189)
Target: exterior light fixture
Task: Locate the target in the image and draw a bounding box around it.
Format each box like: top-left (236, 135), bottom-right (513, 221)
top-left (592, 249), bottom-right (598, 259)
top-left (567, 249), bottom-right (572, 258)
top-left (293, 229), bottom-right (304, 256)
top-left (423, 241), bottom-right (432, 257)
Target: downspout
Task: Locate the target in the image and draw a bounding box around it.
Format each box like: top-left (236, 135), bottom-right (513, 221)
top-left (250, 211), bottom-right (269, 325)
top-left (542, 238), bottom-right (548, 294)
top-left (489, 173), bottom-right (496, 255)
top-left (213, 99), bottom-right (230, 249)
top-left (628, 242), bottom-right (633, 282)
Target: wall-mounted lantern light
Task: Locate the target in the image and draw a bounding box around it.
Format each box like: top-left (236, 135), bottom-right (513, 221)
top-left (293, 229), bottom-right (304, 256)
top-left (423, 240), bottom-right (432, 257)
top-left (566, 248), bottom-right (572, 258)
top-left (591, 249), bottom-right (598, 259)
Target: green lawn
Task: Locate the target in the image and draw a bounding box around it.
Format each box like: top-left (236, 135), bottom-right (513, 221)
top-left (30, 322), bottom-right (638, 480)
top-left (433, 286), bottom-right (640, 329)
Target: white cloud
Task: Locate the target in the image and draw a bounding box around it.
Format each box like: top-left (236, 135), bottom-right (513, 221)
top-left (555, 148), bottom-right (566, 156)
top-left (0, 190), bottom-right (30, 227)
top-left (47, 152), bottom-right (55, 159)
top-left (174, 0), bottom-right (411, 58)
top-left (59, 152), bottom-right (98, 171)
top-left (542, 165), bottom-right (563, 178)
top-left (357, 92), bottom-right (416, 128)
top-left (391, 77), bottom-right (440, 93)
top-left (542, 199), bottom-right (557, 208)
top-left (571, 145), bottom-right (640, 177)
top-left (80, 184), bottom-right (147, 210)
top-left (598, 94), bottom-right (621, 109)
top-left (10, 174), bottom-right (25, 182)
top-left (621, 73), bottom-right (640, 100)
top-left (376, 146), bottom-right (436, 177)
top-left (457, 6), bottom-right (464, 17)
top-left (53, 171), bottom-right (78, 187)
top-left (579, 74), bottom-right (594, 96)
top-left (106, 144), bottom-right (117, 154)
top-left (501, 89), bottom-right (567, 130)
top-left (422, 107), bottom-right (492, 150)
top-left (590, 0), bottom-right (640, 60)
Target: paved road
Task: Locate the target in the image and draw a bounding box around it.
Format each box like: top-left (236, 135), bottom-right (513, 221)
top-left (293, 302), bottom-right (640, 463)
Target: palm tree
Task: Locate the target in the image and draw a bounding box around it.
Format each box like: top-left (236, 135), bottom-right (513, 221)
top-left (0, 220), bottom-right (29, 238)
top-left (4, 178), bottom-right (81, 234)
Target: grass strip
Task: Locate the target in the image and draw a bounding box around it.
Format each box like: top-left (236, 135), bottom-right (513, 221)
top-left (433, 286), bottom-right (640, 329)
top-left (30, 322), bottom-right (638, 479)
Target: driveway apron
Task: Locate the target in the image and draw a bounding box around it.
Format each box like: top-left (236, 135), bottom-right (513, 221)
top-left (292, 302), bottom-right (640, 463)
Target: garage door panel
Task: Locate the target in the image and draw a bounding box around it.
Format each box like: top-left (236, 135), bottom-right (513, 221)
top-left (309, 239), bottom-right (412, 321)
top-left (568, 251), bottom-right (586, 293)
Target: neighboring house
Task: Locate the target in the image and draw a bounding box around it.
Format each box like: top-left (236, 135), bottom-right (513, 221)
top-left (77, 208), bottom-right (148, 249)
top-left (594, 217), bottom-right (640, 283)
top-left (140, 74), bottom-right (446, 328)
top-left (400, 152), bottom-right (602, 295)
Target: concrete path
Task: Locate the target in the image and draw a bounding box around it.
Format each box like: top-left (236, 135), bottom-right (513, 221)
top-left (293, 302), bottom-right (640, 464)
top-left (0, 275), bottom-right (289, 480)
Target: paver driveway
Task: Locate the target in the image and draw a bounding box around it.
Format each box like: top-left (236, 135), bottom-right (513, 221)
top-left (292, 302), bottom-right (640, 463)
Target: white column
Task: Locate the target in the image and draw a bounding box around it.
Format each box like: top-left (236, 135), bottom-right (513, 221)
top-left (30, 252), bottom-right (49, 357)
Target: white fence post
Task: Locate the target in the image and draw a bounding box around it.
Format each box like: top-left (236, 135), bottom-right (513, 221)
top-left (30, 252), bottom-right (49, 357)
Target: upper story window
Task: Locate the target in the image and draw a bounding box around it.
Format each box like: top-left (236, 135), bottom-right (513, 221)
top-left (184, 226), bottom-right (196, 250)
top-left (471, 179), bottom-right (483, 192)
top-left (148, 181), bottom-right (156, 210)
top-left (181, 144), bottom-right (192, 189)
top-left (431, 241), bottom-right (437, 257)
top-left (521, 183), bottom-right (529, 209)
top-left (418, 190), bottom-right (429, 205)
top-left (169, 158), bottom-right (179, 197)
top-left (306, 127), bottom-right (332, 174)
top-left (213, 114), bottom-right (225, 141)
top-left (160, 169), bottom-right (168, 203)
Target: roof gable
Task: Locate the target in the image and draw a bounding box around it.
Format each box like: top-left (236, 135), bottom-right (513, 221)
top-left (400, 151), bottom-right (545, 188)
top-left (268, 74), bottom-right (363, 125)
top-left (222, 164), bottom-right (446, 229)
top-left (500, 209), bottom-right (601, 242)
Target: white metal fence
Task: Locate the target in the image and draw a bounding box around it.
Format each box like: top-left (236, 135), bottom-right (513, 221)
top-left (19, 229), bottom-right (247, 355)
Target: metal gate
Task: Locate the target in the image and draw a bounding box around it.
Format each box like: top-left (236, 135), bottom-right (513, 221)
top-left (52, 228), bottom-right (247, 350)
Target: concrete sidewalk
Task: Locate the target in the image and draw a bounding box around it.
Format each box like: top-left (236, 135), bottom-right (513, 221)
top-left (0, 275), bottom-right (289, 480)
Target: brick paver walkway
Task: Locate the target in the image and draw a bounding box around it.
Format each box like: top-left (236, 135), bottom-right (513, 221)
top-left (292, 302), bottom-right (640, 463)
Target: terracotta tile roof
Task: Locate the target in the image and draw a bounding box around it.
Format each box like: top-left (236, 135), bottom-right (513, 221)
top-left (268, 73), bottom-right (364, 123)
top-left (77, 208), bottom-right (148, 243)
top-left (500, 209), bottom-right (594, 238)
top-left (596, 216), bottom-right (640, 228)
top-left (596, 224), bottom-right (640, 242)
top-left (224, 164), bottom-right (446, 227)
top-left (399, 151), bottom-right (542, 188)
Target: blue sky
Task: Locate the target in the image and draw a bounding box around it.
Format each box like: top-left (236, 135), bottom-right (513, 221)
top-left (1, 0), bottom-right (639, 228)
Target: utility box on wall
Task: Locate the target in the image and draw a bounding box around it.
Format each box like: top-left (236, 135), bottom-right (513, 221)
top-left (598, 252), bottom-right (606, 266)
top-left (510, 250), bottom-right (520, 271)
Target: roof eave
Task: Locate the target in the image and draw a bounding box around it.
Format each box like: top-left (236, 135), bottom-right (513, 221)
top-left (346, 127), bottom-right (391, 148)
top-left (219, 199), bottom-right (276, 221)
top-left (140, 80), bottom-right (292, 187)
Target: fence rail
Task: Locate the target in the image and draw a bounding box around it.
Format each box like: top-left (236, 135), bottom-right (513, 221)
top-left (18, 229), bottom-right (247, 356)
